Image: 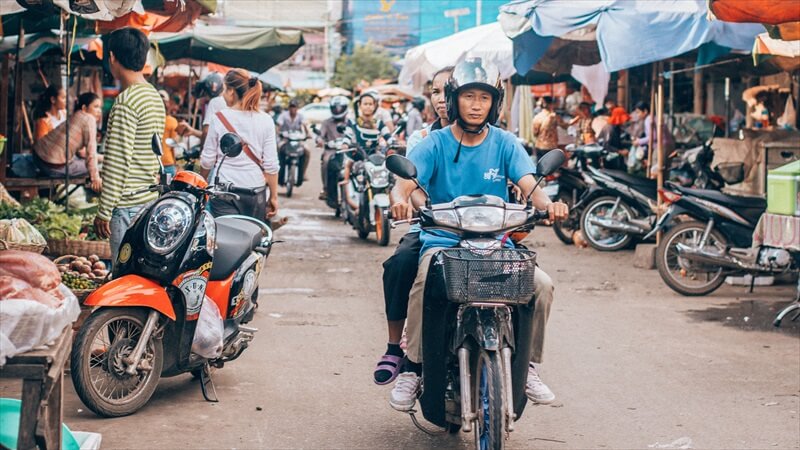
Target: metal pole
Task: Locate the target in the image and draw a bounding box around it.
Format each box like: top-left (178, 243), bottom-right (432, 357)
top-left (656, 74), bottom-right (665, 245)
top-left (63, 15), bottom-right (71, 213)
top-left (668, 60), bottom-right (674, 127)
top-left (454, 16), bottom-right (459, 33)
top-left (724, 77), bottom-right (730, 137)
top-left (476, 0), bottom-right (482, 26)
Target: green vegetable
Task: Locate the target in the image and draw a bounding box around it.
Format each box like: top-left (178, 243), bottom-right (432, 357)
top-left (0, 199), bottom-right (104, 241)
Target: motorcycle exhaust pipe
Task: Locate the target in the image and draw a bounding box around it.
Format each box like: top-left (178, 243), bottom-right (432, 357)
top-left (588, 217), bottom-right (648, 234)
top-left (675, 244), bottom-right (760, 271)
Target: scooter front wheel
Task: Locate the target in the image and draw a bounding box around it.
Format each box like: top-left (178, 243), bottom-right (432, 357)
top-left (473, 349), bottom-right (506, 450)
top-left (70, 307), bottom-right (163, 417)
top-left (286, 165), bottom-right (295, 198)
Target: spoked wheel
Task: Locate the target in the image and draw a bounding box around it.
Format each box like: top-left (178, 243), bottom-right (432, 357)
top-left (552, 190), bottom-right (578, 245)
top-left (70, 308), bottom-right (163, 417)
top-left (580, 196), bottom-right (635, 251)
top-left (656, 221), bottom-right (727, 296)
top-left (473, 349), bottom-right (506, 450)
top-left (375, 207), bottom-right (390, 246)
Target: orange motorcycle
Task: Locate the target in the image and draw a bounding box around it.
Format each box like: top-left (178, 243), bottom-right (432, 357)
top-left (70, 134), bottom-right (273, 417)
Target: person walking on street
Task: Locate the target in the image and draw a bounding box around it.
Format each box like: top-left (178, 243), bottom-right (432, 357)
top-left (531, 96), bottom-right (567, 159)
top-left (93, 28), bottom-right (166, 266)
top-left (200, 69), bottom-right (279, 221)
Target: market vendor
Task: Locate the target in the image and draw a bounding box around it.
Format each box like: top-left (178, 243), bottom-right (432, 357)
top-left (34, 85), bottom-right (67, 141)
top-left (33, 93), bottom-right (102, 192)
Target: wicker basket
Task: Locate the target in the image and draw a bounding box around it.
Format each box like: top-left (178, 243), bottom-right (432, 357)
top-left (46, 229), bottom-right (111, 260)
top-left (0, 239), bottom-right (47, 254)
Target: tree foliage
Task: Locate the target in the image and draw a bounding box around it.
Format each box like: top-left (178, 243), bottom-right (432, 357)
top-left (332, 43), bottom-right (398, 91)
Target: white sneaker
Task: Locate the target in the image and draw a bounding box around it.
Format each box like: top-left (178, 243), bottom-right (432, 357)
top-left (389, 372), bottom-right (422, 411)
top-left (525, 364), bottom-right (555, 404)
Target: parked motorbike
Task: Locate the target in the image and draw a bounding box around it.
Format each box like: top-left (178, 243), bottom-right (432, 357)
top-left (71, 134), bottom-right (273, 417)
top-left (550, 143), bottom-right (622, 245)
top-left (386, 150), bottom-right (566, 449)
top-left (278, 130), bottom-right (308, 197)
top-left (649, 178), bottom-right (782, 296)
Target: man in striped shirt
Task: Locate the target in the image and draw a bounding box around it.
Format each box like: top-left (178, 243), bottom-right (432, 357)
top-left (94, 28), bottom-right (166, 265)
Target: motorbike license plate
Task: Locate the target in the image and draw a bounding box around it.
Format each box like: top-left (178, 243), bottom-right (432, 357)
top-left (543, 182), bottom-right (559, 200)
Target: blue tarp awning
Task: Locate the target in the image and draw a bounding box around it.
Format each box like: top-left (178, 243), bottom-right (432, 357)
top-left (499, 0), bottom-right (765, 74)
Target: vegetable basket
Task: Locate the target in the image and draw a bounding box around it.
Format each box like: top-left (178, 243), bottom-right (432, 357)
top-left (0, 239), bottom-right (46, 254)
top-left (45, 229), bottom-right (111, 259)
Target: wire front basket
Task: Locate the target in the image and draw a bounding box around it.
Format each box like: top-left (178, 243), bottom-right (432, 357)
top-left (440, 248), bottom-right (536, 305)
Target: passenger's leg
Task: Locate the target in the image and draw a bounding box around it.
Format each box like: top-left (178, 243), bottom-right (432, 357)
top-left (526, 267), bottom-right (556, 404)
top-left (389, 247), bottom-right (443, 412)
top-left (375, 232), bottom-right (421, 384)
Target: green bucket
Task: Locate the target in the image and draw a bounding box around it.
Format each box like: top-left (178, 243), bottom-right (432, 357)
top-left (0, 398), bottom-right (79, 450)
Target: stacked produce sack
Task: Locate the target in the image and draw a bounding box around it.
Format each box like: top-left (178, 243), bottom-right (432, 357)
top-left (0, 250), bottom-right (80, 364)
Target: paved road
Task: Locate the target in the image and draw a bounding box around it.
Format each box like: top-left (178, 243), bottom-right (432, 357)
top-left (4, 147), bottom-right (799, 449)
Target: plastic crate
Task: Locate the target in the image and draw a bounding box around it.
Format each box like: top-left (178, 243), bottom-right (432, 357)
top-left (767, 160), bottom-right (800, 216)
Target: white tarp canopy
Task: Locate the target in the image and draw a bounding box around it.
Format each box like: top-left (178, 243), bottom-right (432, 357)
top-left (398, 22), bottom-right (515, 93)
top-left (398, 21), bottom-right (610, 105)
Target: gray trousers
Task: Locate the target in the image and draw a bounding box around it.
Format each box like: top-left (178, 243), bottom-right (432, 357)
top-left (110, 205), bottom-right (143, 268)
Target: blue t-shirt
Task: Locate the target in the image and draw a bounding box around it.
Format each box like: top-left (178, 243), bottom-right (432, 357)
top-left (408, 125), bottom-right (536, 254)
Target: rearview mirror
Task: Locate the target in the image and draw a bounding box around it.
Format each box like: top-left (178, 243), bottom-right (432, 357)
top-left (220, 132), bottom-right (243, 158)
top-left (536, 149), bottom-right (566, 176)
top-left (151, 134), bottom-right (163, 157)
top-left (386, 154), bottom-right (417, 180)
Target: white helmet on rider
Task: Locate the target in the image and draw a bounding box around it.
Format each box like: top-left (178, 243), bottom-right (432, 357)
top-left (444, 57), bottom-right (504, 134)
top-left (329, 95), bottom-right (349, 120)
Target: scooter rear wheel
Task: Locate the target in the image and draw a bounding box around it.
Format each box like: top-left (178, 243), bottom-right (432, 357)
top-left (656, 220), bottom-right (727, 296)
top-left (473, 349), bottom-right (506, 450)
top-left (553, 190), bottom-right (578, 245)
top-left (580, 196), bottom-right (635, 251)
top-left (70, 307), bottom-right (163, 417)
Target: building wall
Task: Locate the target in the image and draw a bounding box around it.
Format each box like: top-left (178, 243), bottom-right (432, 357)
top-left (341, 0), bottom-right (506, 56)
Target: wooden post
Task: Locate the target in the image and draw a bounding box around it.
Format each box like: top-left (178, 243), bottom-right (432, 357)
top-left (13, 22), bottom-right (24, 157)
top-left (693, 69), bottom-right (703, 114)
top-left (656, 71), bottom-right (665, 244)
top-left (616, 69), bottom-right (628, 110)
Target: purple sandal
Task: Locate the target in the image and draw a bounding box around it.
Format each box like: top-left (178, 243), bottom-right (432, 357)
top-left (373, 354), bottom-right (405, 385)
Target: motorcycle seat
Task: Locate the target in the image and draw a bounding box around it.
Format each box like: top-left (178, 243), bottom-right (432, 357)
top-left (209, 217), bottom-right (263, 281)
top-left (676, 186), bottom-right (767, 210)
top-left (603, 169), bottom-right (657, 196)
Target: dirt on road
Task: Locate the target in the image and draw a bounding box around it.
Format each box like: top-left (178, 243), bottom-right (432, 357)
top-left (3, 149), bottom-right (798, 449)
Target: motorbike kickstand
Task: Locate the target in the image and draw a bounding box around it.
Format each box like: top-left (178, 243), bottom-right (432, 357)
top-left (199, 363), bottom-right (219, 403)
top-left (407, 409), bottom-right (448, 436)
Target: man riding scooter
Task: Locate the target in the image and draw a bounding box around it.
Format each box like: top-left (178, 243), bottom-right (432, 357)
top-left (318, 96), bottom-right (350, 202)
top-left (276, 99), bottom-right (312, 185)
top-left (386, 58), bottom-right (568, 411)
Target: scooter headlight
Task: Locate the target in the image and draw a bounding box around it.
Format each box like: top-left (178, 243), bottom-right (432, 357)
top-left (367, 165), bottom-right (390, 187)
top-left (146, 198), bottom-right (194, 254)
top-left (457, 206), bottom-right (505, 232)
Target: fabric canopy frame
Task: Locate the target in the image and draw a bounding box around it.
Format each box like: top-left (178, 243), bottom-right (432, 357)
top-left (150, 25), bottom-right (305, 73)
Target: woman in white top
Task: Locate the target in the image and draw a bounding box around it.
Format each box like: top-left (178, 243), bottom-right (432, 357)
top-left (200, 68), bottom-right (279, 220)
